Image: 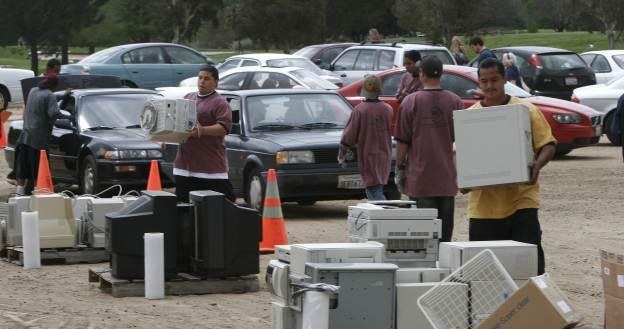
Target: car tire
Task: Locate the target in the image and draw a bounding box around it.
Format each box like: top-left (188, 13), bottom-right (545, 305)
top-left (80, 155), bottom-right (100, 195)
top-left (297, 200), bottom-right (316, 206)
top-left (554, 148), bottom-right (572, 157)
top-left (0, 87), bottom-right (9, 111)
top-left (245, 167), bottom-right (264, 211)
top-left (604, 112), bottom-right (622, 146)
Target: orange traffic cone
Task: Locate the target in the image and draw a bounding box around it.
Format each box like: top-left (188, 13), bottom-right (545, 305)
top-left (259, 168), bottom-right (288, 254)
top-left (146, 160), bottom-right (162, 191)
top-left (0, 111), bottom-right (11, 148)
top-left (35, 149), bottom-right (54, 194)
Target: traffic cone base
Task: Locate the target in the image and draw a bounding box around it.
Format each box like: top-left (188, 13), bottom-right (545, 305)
top-left (146, 160), bottom-right (162, 191)
top-left (35, 149), bottom-right (53, 194)
top-left (259, 168), bottom-right (288, 253)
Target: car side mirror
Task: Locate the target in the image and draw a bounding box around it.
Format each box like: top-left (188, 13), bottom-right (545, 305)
top-left (54, 118), bottom-right (75, 130)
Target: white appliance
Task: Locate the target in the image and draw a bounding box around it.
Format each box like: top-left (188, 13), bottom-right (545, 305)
top-left (348, 202), bottom-right (441, 267)
top-left (140, 98), bottom-right (197, 143)
top-left (6, 196), bottom-right (31, 246)
top-left (84, 198), bottom-right (125, 248)
top-left (454, 104), bottom-right (533, 188)
top-left (289, 242), bottom-right (384, 276)
top-left (396, 282), bottom-right (468, 329)
top-left (29, 194), bottom-right (76, 249)
top-left (439, 240), bottom-right (538, 279)
top-left (267, 259), bottom-right (295, 329)
top-left (396, 267), bottom-right (451, 284)
top-left (275, 244), bottom-right (291, 263)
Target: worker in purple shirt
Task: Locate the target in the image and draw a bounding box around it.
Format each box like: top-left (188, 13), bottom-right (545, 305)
top-left (394, 56), bottom-right (464, 242)
top-left (175, 65), bottom-right (234, 203)
top-left (340, 75), bottom-right (393, 201)
top-left (396, 50), bottom-right (423, 104)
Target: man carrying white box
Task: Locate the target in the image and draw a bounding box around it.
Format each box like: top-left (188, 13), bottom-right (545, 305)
top-left (465, 58), bottom-right (556, 274)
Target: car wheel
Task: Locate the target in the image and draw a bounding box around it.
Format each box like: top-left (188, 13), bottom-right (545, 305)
top-left (80, 155), bottom-right (100, 195)
top-left (0, 88), bottom-right (9, 111)
top-left (604, 112), bottom-right (622, 146)
top-left (245, 167), bottom-right (264, 211)
top-left (297, 200), bottom-right (316, 206)
top-left (554, 148), bottom-right (572, 157)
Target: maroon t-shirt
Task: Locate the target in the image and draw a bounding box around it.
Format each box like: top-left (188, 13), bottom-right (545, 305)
top-left (174, 92), bottom-right (232, 175)
top-left (341, 100), bottom-right (393, 187)
top-left (394, 89), bottom-right (463, 197)
top-left (396, 72), bottom-right (423, 97)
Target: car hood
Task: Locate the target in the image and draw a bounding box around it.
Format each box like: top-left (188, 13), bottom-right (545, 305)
top-left (249, 129), bottom-right (343, 148)
top-left (82, 129), bottom-right (160, 148)
top-left (527, 96), bottom-right (602, 117)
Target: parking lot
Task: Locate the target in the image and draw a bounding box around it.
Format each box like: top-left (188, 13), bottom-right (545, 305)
top-left (0, 134), bottom-right (620, 328)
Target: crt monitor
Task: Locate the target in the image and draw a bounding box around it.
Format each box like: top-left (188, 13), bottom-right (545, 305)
top-left (189, 190), bottom-right (261, 278)
top-left (106, 190), bottom-right (178, 279)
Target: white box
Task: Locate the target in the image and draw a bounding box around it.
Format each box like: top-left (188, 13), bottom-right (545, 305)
top-left (454, 104), bottom-right (533, 188)
top-left (397, 282), bottom-right (468, 329)
top-left (396, 268), bottom-right (451, 284)
top-left (439, 241), bottom-right (538, 278)
top-left (289, 242), bottom-right (384, 275)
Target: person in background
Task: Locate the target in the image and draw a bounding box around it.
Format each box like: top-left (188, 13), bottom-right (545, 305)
top-left (394, 56), bottom-right (463, 242)
top-left (451, 36), bottom-right (469, 65)
top-left (610, 93), bottom-right (624, 160)
top-left (466, 58), bottom-right (556, 275)
top-left (502, 52), bottom-right (523, 88)
top-left (469, 36), bottom-right (497, 66)
top-left (396, 50), bottom-right (422, 104)
top-left (340, 75), bottom-right (393, 201)
top-left (174, 65), bottom-right (235, 203)
top-left (368, 28), bottom-right (384, 43)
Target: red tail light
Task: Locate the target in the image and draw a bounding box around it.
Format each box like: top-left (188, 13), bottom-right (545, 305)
top-left (571, 95), bottom-right (580, 103)
top-left (528, 54), bottom-right (543, 69)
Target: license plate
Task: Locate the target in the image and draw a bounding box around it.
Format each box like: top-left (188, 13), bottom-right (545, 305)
top-left (565, 77), bottom-right (578, 86)
top-left (337, 174), bottom-right (364, 189)
top-left (595, 125), bottom-right (602, 136)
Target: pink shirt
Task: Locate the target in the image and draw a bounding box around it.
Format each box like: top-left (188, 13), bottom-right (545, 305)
top-left (396, 72), bottom-right (423, 97)
top-left (341, 100), bottom-right (393, 187)
top-left (394, 89), bottom-right (463, 197)
top-left (175, 92), bottom-right (232, 175)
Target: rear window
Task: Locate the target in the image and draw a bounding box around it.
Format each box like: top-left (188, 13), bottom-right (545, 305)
top-left (419, 50), bottom-right (455, 65)
top-left (80, 47), bottom-right (122, 64)
top-left (539, 53), bottom-right (587, 70)
top-left (613, 55), bottom-right (624, 69)
top-left (293, 46), bottom-right (321, 58)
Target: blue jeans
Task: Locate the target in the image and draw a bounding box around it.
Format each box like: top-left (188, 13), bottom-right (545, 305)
top-left (365, 185), bottom-right (386, 201)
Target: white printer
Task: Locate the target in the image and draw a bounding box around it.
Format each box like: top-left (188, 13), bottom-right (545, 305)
top-left (348, 201), bottom-right (441, 267)
top-left (140, 98), bottom-right (197, 143)
top-left (83, 198), bottom-right (125, 248)
top-left (6, 196), bottom-right (31, 246)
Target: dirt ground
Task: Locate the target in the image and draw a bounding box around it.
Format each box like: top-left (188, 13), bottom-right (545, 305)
top-left (0, 112), bottom-right (622, 328)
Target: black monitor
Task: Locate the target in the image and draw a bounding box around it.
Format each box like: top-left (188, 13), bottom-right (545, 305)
top-left (189, 191), bottom-right (261, 278)
top-left (106, 190), bottom-right (178, 279)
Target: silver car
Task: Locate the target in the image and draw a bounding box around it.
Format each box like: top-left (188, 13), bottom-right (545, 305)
top-left (572, 75), bottom-right (624, 144)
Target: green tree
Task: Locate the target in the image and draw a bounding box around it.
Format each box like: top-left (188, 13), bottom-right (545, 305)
top-left (590, 0), bottom-right (624, 48)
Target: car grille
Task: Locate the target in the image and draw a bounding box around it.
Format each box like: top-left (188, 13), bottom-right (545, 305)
top-left (313, 148), bottom-right (358, 164)
top-left (590, 116), bottom-right (601, 126)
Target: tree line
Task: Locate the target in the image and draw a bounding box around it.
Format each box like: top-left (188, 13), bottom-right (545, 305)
top-left (0, 0), bottom-right (623, 74)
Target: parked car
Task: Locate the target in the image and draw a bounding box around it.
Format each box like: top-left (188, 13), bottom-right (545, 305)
top-left (340, 66), bottom-right (603, 156)
top-left (0, 67), bottom-right (35, 109)
top-left (293, 43), bottom-right (358, 69)
top-left (580, 50), bottom-right (624, 84)
top-left (469, 46), bottom-right (596, 100)
top-left (572, 75), bottom-right (624, 144)
top-left (215, 53), bottom-right (342, 86)
top-left (60, 43), bottom-right (214, 89)
top-left (329, 43), bottom-right (456, 85)
top-left (4, 88), bottom-right (174, 194)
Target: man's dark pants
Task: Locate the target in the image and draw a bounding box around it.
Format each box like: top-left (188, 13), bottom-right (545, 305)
top-left (469, 208), bottom-right (545, 275)
top-left (174, 175), bottom-right (235, 203)
top-left (411, 196), bottom-right (455, 242)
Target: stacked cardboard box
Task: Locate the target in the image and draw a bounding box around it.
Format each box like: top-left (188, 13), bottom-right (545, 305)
top-left (601, 250), bottom-right (624, 329)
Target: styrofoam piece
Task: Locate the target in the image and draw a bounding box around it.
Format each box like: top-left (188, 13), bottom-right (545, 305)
top-left (397, 282), bottom-right (468, 329)
top-left (144, 233), bottom-right (165, 299)
top-left (302, 291), bottom-right (330, 329)
top-left (21, 211), bottom-right (41, 269)
top-left (439, 240), bottom-right (538, 279)
top-left (454, 104), bottom-right (533, 188)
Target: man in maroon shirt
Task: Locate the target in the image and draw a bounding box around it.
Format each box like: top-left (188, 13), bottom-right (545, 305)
top-left (396, 50), bottom-right (422, 104)
top-left (174, 65), bottom-right (234, 202)
top-left (340, 75), bottom-right (393, 200)
top-left (394, 56), bottom-right (464, 242)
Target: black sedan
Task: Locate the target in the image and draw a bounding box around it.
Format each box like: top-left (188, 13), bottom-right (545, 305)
top-left (162, 89), bottom-right (397, 209)
top-left (4, 88), bottom-right (174, 194)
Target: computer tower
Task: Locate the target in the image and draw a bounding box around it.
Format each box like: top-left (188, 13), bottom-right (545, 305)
top-left (189, 190), bottom-right (260, 278)
top-left (176, 202), bottom-right (195, 274)
top-left (106, 190), bottom-right (178, 279)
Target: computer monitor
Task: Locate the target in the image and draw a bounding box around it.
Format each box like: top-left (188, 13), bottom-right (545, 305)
top-left (106, 191), bottom-right (178, 279)
top-left (189, 191), bottom-right (261, 278)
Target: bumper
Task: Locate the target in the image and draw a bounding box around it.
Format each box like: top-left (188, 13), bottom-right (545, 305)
top-left (553, 123), bottom-right (601, 150)
top-left (95, 159), bottom-right (175, 188)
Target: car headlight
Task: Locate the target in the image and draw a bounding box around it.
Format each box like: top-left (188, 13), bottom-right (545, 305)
top-left (552, 113), bottom-right (582, 124)
top-left (104, 149), bottom-right (162, 160)
top-left (275, 151), bottom-right (315, 164)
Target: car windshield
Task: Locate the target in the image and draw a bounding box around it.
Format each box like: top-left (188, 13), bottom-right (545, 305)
top-left (290, 69), bottom-right (338, 90)
top-left (245, 93), bottom-right (351, 131)
top-left (266, 58), bottom-right (324, 75)
top-left (539, 53), bottom-right (587, 70)
top-left (79, 47), bottom-right (122, 64)
top-left (467, 71), bottom-right (532, 98)
top-left (293, 46), bottom-right (321, 58)
top-left (79, 93), bottom-right (161, 129)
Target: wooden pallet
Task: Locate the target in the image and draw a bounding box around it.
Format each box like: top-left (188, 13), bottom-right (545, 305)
top-left (1, 246), bottom-right (109, 266)
top-left (88, 267), bottom-right (260, 298)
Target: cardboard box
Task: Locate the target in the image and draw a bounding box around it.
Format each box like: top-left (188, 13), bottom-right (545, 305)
top-left (439, 241), bottom-right (538, 279)
top-left (453, 104), bottom-right (533, 189)
top-left (601, 250), bottom-right (624, 329)
top-left (605, 294), bottom-right (624, 329)
top-left (475, 274), bottom-right (582, 329)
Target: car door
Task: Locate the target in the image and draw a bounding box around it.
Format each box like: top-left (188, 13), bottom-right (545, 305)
top-left (332, 49), bottom-right (376, 85)
top-left (583, 54), bottom-right (613, 84)
top-left (48, 96), bottom-right (82, 181)
top-left (163, 46), bottom-right (209, 86)
top-left (121, 46), bottom-right (174, 89)
top-left (223, 96), bottom-right (245, 194)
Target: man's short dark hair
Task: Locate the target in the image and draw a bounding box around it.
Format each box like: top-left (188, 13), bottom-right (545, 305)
top-left (38, 73), bottom-right (59, 90)
top-left (478, 58), bottom-right (506, 77)
top-left (46, 58), bottom-right (61, 69)
top-left (420, 55), bottom-right (443, 79)
top-left (469, 36), bottom-right (484, 46)
top-left (199, 65), bottom-right (219, 80)
top-left (404, 50), bottom-right (421, 63)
